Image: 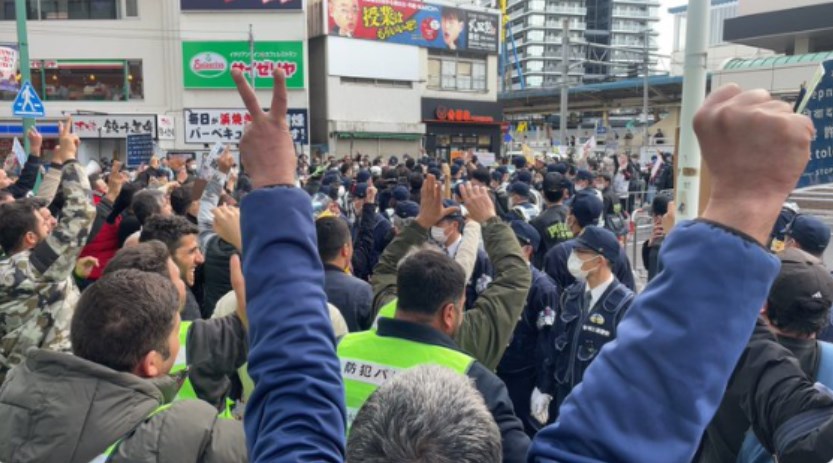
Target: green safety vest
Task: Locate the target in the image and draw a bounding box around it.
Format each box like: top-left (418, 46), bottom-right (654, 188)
top-left (337, 330), bottom-right (475, 428)
top-left (89, 403), bottom-right (172, 462)
top-left (372, 298), bottom-right (398, 328)
top-left (170, 321), bottom-right (235, 420)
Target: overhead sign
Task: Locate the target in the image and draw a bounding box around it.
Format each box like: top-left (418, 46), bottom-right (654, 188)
top-left (327, 0), bottom-right (499, 54)
top-left (12, 81), bottom-right (44, 118)
top-left (0, 45), bottom-right (19, 93)
top-left (181, 0), bottom-right (302, 10)
top-left (182, 41), bottom-right (305, 89)
top-left (71, 115), bottom-right (156, 139)
top-left (126, 133), bottom-right (154, 168)
top-left (184, 108), bottom-right (308, 145)
top-left (798, 60), bottom-right (833, 188)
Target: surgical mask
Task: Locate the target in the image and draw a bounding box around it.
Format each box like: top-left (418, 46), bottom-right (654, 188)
top-left (575, 184), bottom-right (586, 192)
top-left (567, 252), bottom-right (598, 281)
top-left (430, 226), bottom-right (447, 243)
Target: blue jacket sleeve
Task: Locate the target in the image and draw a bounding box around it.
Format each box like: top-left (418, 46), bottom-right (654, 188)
top-left (528, 221), bottom-right (780, 463)
top-left (242, 187), bottom-right (346, 462)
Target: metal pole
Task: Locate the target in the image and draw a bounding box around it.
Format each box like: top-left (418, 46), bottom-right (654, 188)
top-left (559, 19), bottom-right (569, 147)
top-left (249, 24), bottom-right (256, 89)
top-left (674, 0), bottom-right (710, 220)
top-left (15, 0), bottom-right (32, 153)
top-left (642, 28), bottom-right (649, 150)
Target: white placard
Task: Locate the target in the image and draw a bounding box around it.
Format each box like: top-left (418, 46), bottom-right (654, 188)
top-left (71, 115), bottom-right (157, 139)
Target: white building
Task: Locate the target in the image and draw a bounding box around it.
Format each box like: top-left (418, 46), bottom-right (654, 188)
top-left (668, 0), bottom-right (772, 76)
top-left (307, 0), bottom-right (504, 159)
top-left (0, 0), bottom-right (308, 166)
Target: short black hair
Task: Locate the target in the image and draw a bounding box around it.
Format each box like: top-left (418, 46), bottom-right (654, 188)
top-left (132, 189), bottom-right (166, 226)
top-left (409, 172), bottom-right (423, 191)
top-left (340, 163), bottom-right (352, 176)
top-left (71, 269), bottom-right (179, 372)
top-left (0, 200), bottom-right (38, 254)
top-left (397, 250), bottom-right (466, 316)
top-left (544, 187), bottom-right (565, 204)
top-left (104, 240), bottom-right (171, 276)
top-left (139, 214), bottom-right (198, 256)
top-left (471, 167), bottom-right (491, 185)
top-left (170, 184), bottom-right (194, 217)
top-left (316, 216), bottom-right (351, 263)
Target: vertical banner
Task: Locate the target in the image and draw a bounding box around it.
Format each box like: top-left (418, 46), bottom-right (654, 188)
top-left (798, 60), bottom-right (833, 188)
top-left (0, 45), bottom-right (18, 93)
top-left (126, 133), bottom-right (155, 168)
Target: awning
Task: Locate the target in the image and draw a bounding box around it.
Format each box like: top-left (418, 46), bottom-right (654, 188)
top-left (335, 132), bottom-right (422, 141)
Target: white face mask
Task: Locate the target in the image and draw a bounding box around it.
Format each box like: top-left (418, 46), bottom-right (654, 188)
top-left (575, 184), bottom-right (586, 192)
top-left (430, 226), bottom-right (447, 244)
top-left (567, 252), bottom-right (598, 281)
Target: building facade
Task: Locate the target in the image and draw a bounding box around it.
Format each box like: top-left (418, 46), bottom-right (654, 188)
top-left (0, 0), bottom-right (309, 166)
top-left (307, 0), bottom-right (503, 159)
top-left (504, 0), bottom-right (659, 91)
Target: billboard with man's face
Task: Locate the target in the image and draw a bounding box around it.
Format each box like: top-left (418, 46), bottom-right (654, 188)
top-left (326, 0), bottom-right (499, 53)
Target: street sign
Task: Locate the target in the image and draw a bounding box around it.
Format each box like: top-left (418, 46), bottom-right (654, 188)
top-left (12, 81), bottom-right (44, 118)
top-left (797, 60), bottom-right (833, 189)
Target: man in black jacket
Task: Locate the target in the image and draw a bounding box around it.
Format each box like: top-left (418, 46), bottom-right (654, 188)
top-left (317, 215), bottom-right (373, 332)
top-left (530, 172), bottom-right (572, 269)
top-left (697, 249), bottom-right (833, 463)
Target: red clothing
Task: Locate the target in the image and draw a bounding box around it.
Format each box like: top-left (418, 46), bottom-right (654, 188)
top-left (78, 215), bottom-right (121, 281)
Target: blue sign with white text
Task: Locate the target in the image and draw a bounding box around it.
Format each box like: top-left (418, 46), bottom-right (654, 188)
top-left (12, 81), bottom-right (44, 118)
top-left (799, 60), bottom-right (833, 188)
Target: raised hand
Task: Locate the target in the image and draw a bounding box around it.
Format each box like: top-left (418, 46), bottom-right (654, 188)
top-left (218, 146), bottom-right (234, 174)
top-left (232, 69), bottom-right (296, 188)
top-left (105, 160), bottom-right (128, 203)
top-left (213, 204), bottom-right (242, 251)
top-left (416, 174), bottom-right (458, 229)
top-left (54, 117), bottom-right (80, 164)
top-left (74, 256), bottom-right (99, 280)
top-left (695, 84), bottom-right (814, 244)
top-left (27, 126), bottom-right (42, 158)
top-left (458, 183), bottom-right (496, 224)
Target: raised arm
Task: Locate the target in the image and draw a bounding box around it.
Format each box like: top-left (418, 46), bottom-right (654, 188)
top-left (31, 119), bottom-right (96, 282)
top-left (198, 148), bottom-right (233, 251)
top-left (235, 69), bottom-right (345, 462)
top-left (530, 85), bottom-right (815, 462)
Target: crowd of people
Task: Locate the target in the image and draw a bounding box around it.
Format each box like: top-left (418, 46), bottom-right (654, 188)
top-left (0, 68), bottom-right (832, 463)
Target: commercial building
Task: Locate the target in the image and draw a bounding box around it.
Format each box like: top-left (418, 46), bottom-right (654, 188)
top-left (0, 0), bottom-right (309, 166)
top-left (307, 0), bottom-right (503, 159)
top-left (503, 0), bottom-right (660, 91)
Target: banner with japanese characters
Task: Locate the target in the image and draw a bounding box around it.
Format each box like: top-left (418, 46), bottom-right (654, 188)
top-left (182, 41), bottom-right (305, 89)
top-left (71, 115), bottom-right (157, 139)
top-left (0, 45), bottom-right (19, 93)
top-left (157, 115), bottom-right (176, 140)
top-left (184, 108), bottom-right (308, 145)
top-left (326, 0), bottom-right (499, 54)
top-left (797, 60), bottom-right (833, 189)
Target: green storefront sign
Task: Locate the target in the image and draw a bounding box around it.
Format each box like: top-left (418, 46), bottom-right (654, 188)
top-left (182, 41), bottom-right (304, 89)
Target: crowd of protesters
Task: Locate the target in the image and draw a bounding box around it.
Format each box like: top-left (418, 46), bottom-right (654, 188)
top-left (0, 68), bottom-right (832, 463)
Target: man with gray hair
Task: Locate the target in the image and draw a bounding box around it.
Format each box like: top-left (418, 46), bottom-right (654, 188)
top-left (347, 365), bottom-right (501, 463)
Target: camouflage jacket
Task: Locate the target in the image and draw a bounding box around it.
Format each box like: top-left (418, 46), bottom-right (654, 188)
top-left (0, 161), bottom-right (95, 381)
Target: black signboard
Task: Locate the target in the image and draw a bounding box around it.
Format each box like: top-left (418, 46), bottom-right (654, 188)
top-left (466, 11), bottom-right (500, 53)
top-left (181, 0), bottom-right (302, 11)
top-left (126, 133), bottom-right (154, 168)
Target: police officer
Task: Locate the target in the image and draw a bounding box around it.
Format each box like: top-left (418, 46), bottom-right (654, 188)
top-left (506, 181), bottom-right (540, 223)
top-left (531, 226), bottom-right (635, 425)
top-left (530, 172), bottom-right (572, 269)
top-left (497, 221), bottom-right (559, 437)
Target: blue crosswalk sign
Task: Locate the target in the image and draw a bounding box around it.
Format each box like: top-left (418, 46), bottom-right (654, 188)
top-left (12, 81), bottom-right (45, 118)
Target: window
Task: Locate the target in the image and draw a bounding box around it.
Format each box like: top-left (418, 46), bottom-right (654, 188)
top-left (428, 54), bottom-right (488, 93)
top-left (1, 0), bottom-right (127, 20)
top-left (340, 76), bottom-right (412, 88)
top-left (19, 59), bottom-right (144, 101)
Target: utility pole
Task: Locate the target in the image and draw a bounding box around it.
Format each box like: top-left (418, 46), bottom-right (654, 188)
top-left (15, 0), bottom-right (32, 153)
top-left (249, 24), bottom-right (256, 89)
top-left (642, 28), bottom-right (649, 151)
top-left (675, 0), bottom-right (710, 220)
top-left (559, 19), bottom-right (569, 147)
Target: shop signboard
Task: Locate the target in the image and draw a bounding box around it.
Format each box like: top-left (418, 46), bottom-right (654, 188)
top-left (71, 115), bottom-right (157, 139)
top-left (184, 108), bottom-right (308, 145)
top-left (797, 60), bottom-right (833, 188)
top-left (182, 41), bottom-right (305, 89)
top-left (327, 0), bottom-right (499, 53)
top-left (126, 133), bottom-right (154, 168)
top-left (157, 115), bottom-right (176, 140)
top-left (181, 0), bottom-right (302, 10)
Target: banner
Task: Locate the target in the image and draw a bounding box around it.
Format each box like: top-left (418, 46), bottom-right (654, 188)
top-left (126, 133), bottom-right (154, 168)
top-left (71, 115), bottom-right (157, 139)
top-left (798, 60), bottom-right (833, 188)
top-left (181, 0), bottom-right (302, 10)
top-left (0, 45), bottom-right (18, 93)
top-left (157, 115), bottom-right (176, 140)
top-left (182, 41), bottom-right (305, 89)
top-left (327, 0), bottom-right (499, 53)
top-left (184, 108), bottom-right (308, 145)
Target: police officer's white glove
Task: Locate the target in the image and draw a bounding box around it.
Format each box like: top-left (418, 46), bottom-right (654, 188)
top-left (530, 387), bottom-right (552, 424)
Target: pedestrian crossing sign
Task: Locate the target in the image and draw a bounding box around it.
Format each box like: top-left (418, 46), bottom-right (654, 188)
top-left (12, 81), bottom-right (45, 118)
